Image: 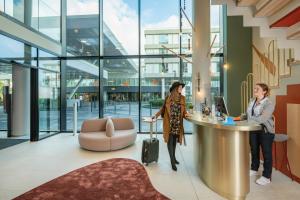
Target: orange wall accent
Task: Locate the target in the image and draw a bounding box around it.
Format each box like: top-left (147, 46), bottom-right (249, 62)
top-left (274, 84), bottom-right (300, 183)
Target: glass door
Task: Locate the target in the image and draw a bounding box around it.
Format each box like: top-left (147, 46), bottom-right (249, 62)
top-left (0, 61), bottom-right (12, 138)
top-left (38, 67), bottom-right (60, 139)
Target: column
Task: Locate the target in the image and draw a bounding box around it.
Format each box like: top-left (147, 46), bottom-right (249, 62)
top-left (12, 65), bottom-right (30, 136)
top-left (60, 0), bottom-right (67, 130)
top-left (192, 0), bottom-right (211, 109)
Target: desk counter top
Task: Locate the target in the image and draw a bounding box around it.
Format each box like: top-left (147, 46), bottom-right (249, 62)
top-left (186, 112), bottom-right (261, 132)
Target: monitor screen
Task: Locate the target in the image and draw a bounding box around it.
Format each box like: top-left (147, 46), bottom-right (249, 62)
top-left (214, 96), bottom-right (229, 116)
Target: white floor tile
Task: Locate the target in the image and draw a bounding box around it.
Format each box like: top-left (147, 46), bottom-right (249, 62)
top-left (0, 133), bottom-right (299, 200)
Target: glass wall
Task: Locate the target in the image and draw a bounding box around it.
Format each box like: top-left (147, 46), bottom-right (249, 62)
top-left (0, 34), bottom-right (25, 60)
top-left (103, 58), bottom-right (139, 129)
top-left (211, 5), bottom-right (224, 54)
top-left (38, 68), bottom-right (60, 135)
top-left (141, 57), bottom-right (180, 132)
top-left (0, 33), bottom-right (38, 66)
top-left (0, 1), bottom-right (224, 135)
top-left (66, 0), bottom-right (99, 56)
top-left (141, 0), bottom-right (179, 55)
top-left (0, 0), bottom-right (4, 12)
top-left (66, 59), bottom-right (99, 131)
top-left (2, 0), bottom-right (25, 22)
top-left (0, 0), bottom-right (60, 41)
top-left (38, 50), bottom-right (60, 137)
top-left (0, 62), bottom-right (12, 134)
top-left (31, 0), bottom-right (61, 41)
top-left (103, 0), bottom-right (138, 55)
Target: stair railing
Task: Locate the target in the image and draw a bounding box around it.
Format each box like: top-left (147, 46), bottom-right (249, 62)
top-left (240, 73), bottom-right (253, 114)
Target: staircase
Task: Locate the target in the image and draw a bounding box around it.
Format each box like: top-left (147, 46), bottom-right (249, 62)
top-left (215, 0), bottom-right (300, 111)
top-left (212, 0), bottom-right (300, 60)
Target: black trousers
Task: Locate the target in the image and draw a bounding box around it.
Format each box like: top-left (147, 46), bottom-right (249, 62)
top-left (250, 131), bottom-right (274, 178)
top-left (167, 134), bottom-right (178, 164)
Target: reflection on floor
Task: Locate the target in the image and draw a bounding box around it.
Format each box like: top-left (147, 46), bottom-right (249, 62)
top-left (0, 134), bottom-right (299, 200)
top-left (0, 132), bottom-right (29, 139)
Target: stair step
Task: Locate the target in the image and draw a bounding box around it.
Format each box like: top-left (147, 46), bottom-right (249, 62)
top-left (254, 0), bottom-right (293, 17)
top-left (280, 74), bottom-right (291, 78)
top-left (237, 0), bottom-right (260, 7)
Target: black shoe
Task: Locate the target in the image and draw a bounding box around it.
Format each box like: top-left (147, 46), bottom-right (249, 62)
top-left (171, 164), bottom-right (177, 171)
top-left (175, 159), bottom-right (179, 165)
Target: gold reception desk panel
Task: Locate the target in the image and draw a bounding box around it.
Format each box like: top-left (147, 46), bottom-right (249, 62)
top-left (187, 113), bottom-right (261, 200)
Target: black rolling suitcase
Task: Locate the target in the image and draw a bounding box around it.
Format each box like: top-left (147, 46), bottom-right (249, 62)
top-left (141, 118), bottom-right (159, 165)
top-left (141, 138), bottom-right (159, 165)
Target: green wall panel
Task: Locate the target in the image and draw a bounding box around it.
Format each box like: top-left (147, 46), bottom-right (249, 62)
top-left (225, 16), bottom-right (252, 116)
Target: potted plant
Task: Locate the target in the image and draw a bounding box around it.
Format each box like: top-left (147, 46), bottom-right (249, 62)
top-left (188, 104), bottom-right (194, 114)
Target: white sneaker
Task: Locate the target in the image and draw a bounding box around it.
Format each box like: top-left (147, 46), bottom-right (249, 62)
top-left (256, 176), bottom-right (271, 185)
top-left (250, 170), bottom-right (259, 176)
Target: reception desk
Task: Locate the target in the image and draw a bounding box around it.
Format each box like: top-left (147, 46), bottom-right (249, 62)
top-left (187, 112), bottom-right (261, 200)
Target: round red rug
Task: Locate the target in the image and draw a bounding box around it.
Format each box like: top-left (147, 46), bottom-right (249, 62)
top-left (14, 158), bottom-right (169, 200)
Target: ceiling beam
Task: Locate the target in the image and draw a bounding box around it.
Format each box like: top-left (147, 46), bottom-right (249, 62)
top-left (255, 0), bottom-right (292, 17)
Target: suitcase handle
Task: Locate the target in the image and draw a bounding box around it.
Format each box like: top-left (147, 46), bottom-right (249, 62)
top-left (149, 119), bottom-right (158, 140)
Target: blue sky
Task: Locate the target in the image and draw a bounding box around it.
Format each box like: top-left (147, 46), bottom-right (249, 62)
top-left (123, 0), bottom-right (180, 24)
top-left (123, 0), bottom-right (219, 27)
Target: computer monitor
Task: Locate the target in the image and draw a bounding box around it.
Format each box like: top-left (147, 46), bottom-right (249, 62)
top-left (214, 96), bottom-right (229, 116)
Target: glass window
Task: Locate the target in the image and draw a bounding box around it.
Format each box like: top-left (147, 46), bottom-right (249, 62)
top-left (0, 34), bottom-right (37, 66)
top-left (32, 0), bottom-right (61, 41)
top-left (141, 0), bottom-right (179, 55)
top-left (181, 60), bottom-right (192, 133)
top-left (38, 49), bottom-right (60, 71)
top-left (211, 5), bottom-right (223, 53)
top-left (181, 0), bottom-right (192, 55)
top-left (103, 58), bottom-right (139, 129)
top-left (67, 0), bottom-right (99, 56)
top-left (103, 0), bottom-right (138, 56)
top-left (0, 62), bottom-right (12, 133)
top-left (5, 0), bottom-right (24, 22)
top-left (168, 34), bottom-right (179, 45)
top-left (39, 67), bottom-right (60, 136)
top-left (211, 57), bottom-right (222, 97)
top-left (159, 34), bottom-right (168, 44)
top-left (66, 59), bottom-right (99, 131)
top-left (140, 57), bottom-right (193, 132)
top-left (0, 34), bottom-right (24, 59)
top-left (145, 34), bottom-right (154, 45)
top-left (0, 0), bottom-right (4, 12)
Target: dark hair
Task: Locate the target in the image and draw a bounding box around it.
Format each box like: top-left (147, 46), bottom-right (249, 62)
top-left (256, 83), bottom-right (270, 97)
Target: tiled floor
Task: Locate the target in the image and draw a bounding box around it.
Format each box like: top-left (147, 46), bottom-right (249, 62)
top-left (0, 133), bottom-right (299, 200)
